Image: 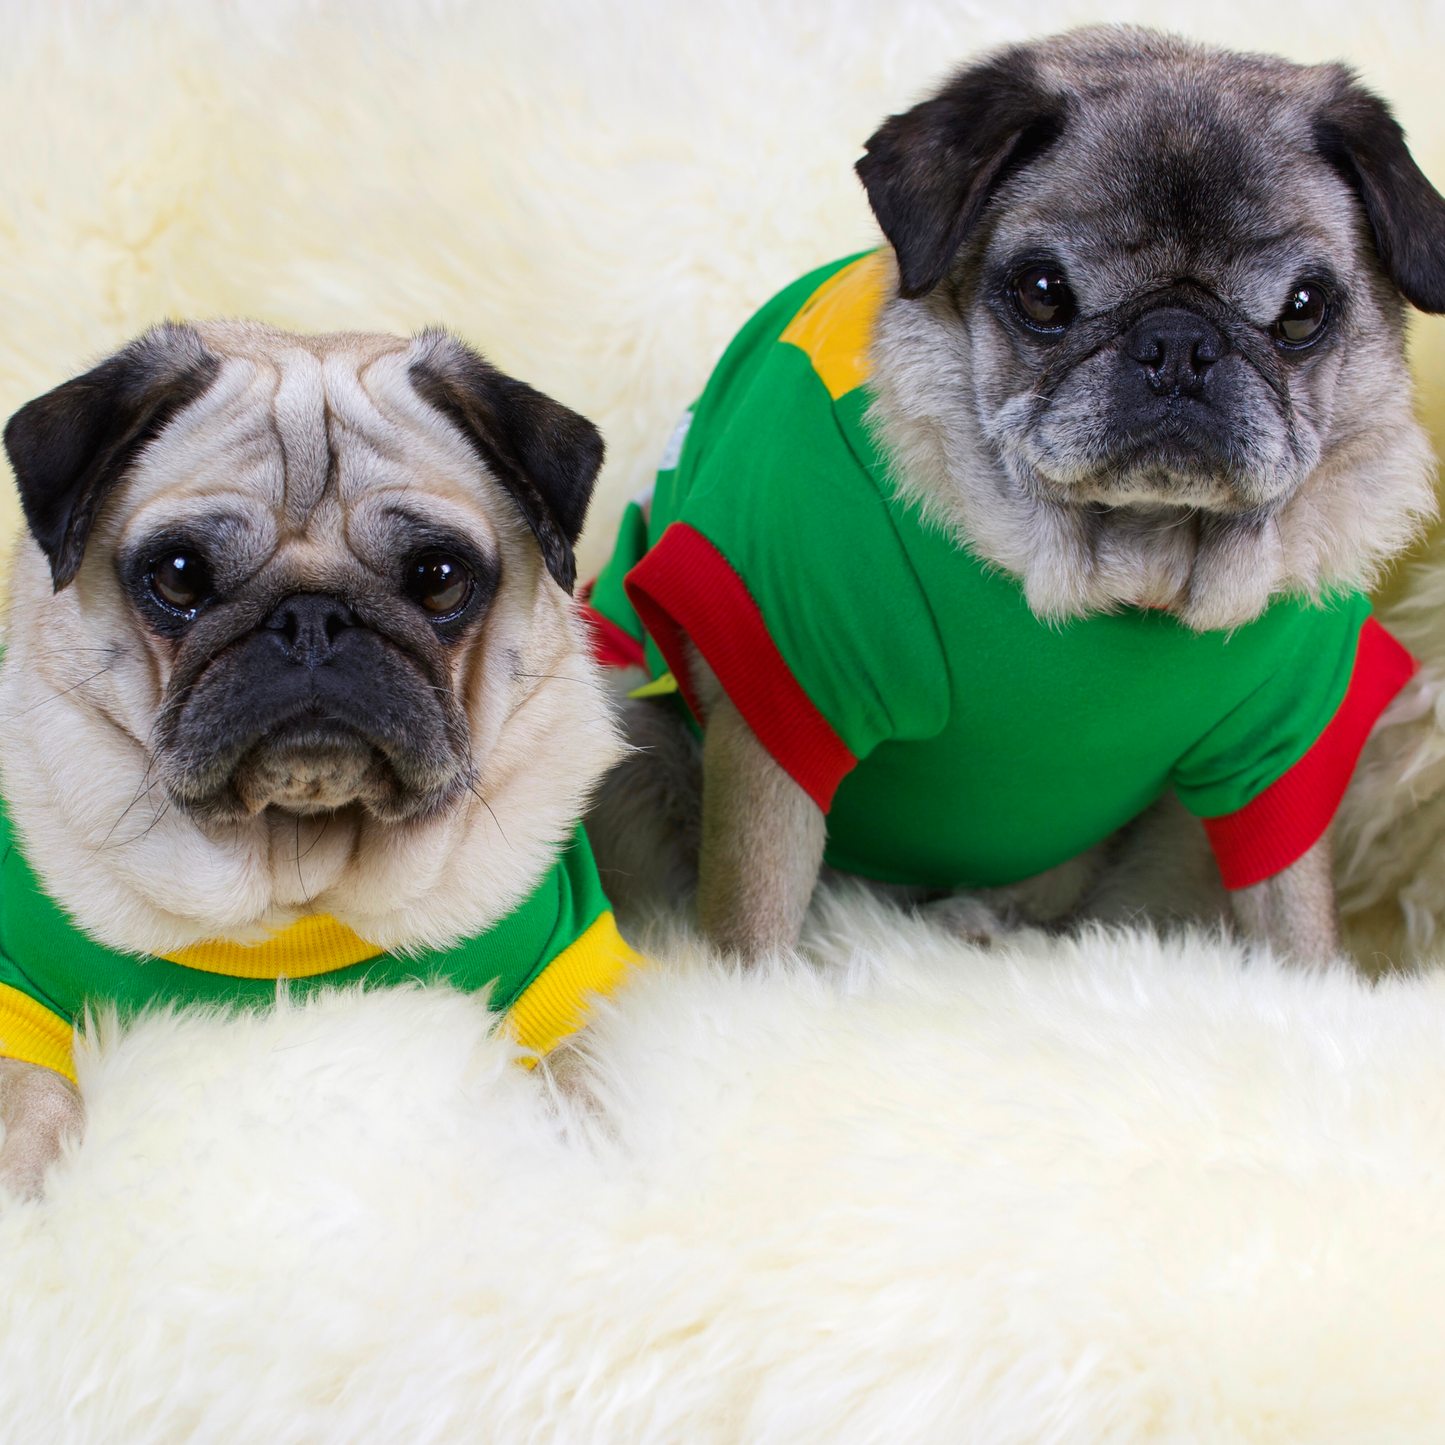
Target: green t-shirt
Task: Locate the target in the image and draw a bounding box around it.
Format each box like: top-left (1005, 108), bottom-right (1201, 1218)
top-left (0, 794), bottom-right (638, 1081)
top-left (588, 252), bottom-right (1416, 893)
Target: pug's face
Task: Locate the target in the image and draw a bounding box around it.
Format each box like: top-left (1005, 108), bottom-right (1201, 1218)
top-left (859, 29), bottom-right (1445, 628)
top-left (978, 88), bottom-right (1377, 517)
top-left (3, 321), bottom-right (603, 830)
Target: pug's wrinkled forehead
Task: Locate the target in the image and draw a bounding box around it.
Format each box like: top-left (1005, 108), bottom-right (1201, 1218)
top-left (126, 327), bottom-right (458, 553)
top-left (984, 46), bottom-right (1373, 321)
top-left (3, 320), bottom-right (601, 601)
top-left (2, 323), bottom-right (606, 825)
top-left (110, 328), bottom-right (489, 614)
top-left (859, 27), bottom-right (1445, 316)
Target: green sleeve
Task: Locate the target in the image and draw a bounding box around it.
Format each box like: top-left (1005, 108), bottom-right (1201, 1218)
top-left (671, 342), bottom-right (949, 762)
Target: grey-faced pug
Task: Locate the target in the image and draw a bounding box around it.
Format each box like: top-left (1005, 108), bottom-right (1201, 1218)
top-left (0, 321), bottom-right (632, 1199)
top-left (583, 27), bottom-right (1444, 962)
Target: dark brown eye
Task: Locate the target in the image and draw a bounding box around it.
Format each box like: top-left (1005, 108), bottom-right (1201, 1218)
top-left (1273, 284), bottom-right (1329, 346)
top-left (405, 552), bottom-right (472, 618)
top-left (1012, 266), bottom-right (1078, 332)
top-left (149, 551), bottom-right (212, 614)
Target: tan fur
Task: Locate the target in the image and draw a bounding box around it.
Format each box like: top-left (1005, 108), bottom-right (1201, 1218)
top-left (919, 846), bottom-right (1108, 943)
top-left (697, 694), bottom-right (825, 958)
top-left (1334, 547), bottom-right (1445, 969)
top-left (0, 1059), bottom-right (83, 1201)
top-left (1080, 792), bottom-right (1231, 930)
top-left (1229, 836), bottom-right (1340, 962)
top-left (0, 323), bottom-right (621, 959)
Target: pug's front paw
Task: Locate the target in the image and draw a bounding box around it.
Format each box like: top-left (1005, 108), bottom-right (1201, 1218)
top-left (917, 894), bottom-right (1011, 946)
top-left (0, 1060), bottom-right (83, 1202)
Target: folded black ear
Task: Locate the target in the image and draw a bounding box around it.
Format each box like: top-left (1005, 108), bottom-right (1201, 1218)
top-left (3, 324), bottom-right (220, 591)
top-left (856, 47), bottom-right (1064, 300)
top-left (408, 333), bottom-right (604, 594)
top-left (1315, 70), bottom-right (1445, 314)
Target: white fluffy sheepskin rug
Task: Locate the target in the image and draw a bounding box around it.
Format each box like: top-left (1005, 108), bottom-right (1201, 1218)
top-left (6, 2), bottom-right (1445, 1439)
top-left (8, 898), bottom-right (1445, 1443)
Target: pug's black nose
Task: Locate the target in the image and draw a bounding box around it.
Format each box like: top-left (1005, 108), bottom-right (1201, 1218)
top-left (1123, 308), bottom-right (1227, 397)
top-left (263, 594), bottom-right (358, 666)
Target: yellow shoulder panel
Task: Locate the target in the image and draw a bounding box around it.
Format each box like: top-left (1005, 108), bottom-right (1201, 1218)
top-left (778, 251), bottom-right (888, 400)
top-left (160, 913), bottom-right (384, 980)
top-left (508, 910), bottom-right (643, 1063)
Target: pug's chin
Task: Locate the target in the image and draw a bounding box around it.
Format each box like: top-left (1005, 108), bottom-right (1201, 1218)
top-left (1036, 460), bottom-right (1272, 516)
top-left (171, 727), bottom-right (461, 826)
top-left (231, 739), bottom-right (391, 816)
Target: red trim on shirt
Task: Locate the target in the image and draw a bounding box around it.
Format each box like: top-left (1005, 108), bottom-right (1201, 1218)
top-left (1204, 617), bottom-right (1417, 889)
top-left (623, 522), bottom-right (857, 811)
top-left (579, 600), bottom-right (648, 671)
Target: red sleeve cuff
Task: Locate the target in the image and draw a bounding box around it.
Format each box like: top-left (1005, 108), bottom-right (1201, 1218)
top-left (1204, 616), bottom-right (1416, 889)
top-left (623, 522), bottom-right (856, 811)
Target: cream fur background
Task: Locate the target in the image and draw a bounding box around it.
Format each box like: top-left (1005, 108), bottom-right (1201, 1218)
top-left (3, 0), bottom-right (1445, 582)
top-left (7, 1), bottom-right (1445, 1438)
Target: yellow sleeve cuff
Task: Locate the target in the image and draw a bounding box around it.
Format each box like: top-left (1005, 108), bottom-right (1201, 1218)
top-left (0, 910), bottom-right (644, 1086)
top-left (508, 911), bottom-right (642, 1063)
top-left (0, 982), bottom-right (76, 1084)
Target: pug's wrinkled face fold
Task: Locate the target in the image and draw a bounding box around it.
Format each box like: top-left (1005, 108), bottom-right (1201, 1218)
top-left (0, 319), bottom-right (601, 835)
top-left (970, 107), bottom-right (1363, 517)
top-left (119, 510), bottom-right (499, 824)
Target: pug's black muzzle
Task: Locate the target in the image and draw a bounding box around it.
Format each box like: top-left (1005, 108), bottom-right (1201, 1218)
top-left (1100, 307), bottom-right (1253, 476)
top-left (1037, 283), bottom-right (1290, 407)
top-left (160, 593), bottom-right (468, 822)
top-left (1032, 282), bottom-right (1300, 500)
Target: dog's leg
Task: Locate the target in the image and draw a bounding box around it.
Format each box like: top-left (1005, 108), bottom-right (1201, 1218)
top-left (1228, 834), bottom-right (1340, 963)
top-left (697, 693), bottom-right (825, 959)
top-left (1081, 791), bottom-right (1230, 929)
top-left (1082, 793), bottom-right (1337, 960)
top-left (0, 1059), bottom-right (83, 1201)
top-left (586, 674), bottom-right (703, 920)
top-left (923, 845), bottom-right (1110, 943)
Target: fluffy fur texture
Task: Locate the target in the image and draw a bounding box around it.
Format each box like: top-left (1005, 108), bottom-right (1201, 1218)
top-left (6, 900), bottom-right (1445, 1441)
top-left (0, 322), bottom-right (619, 955)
